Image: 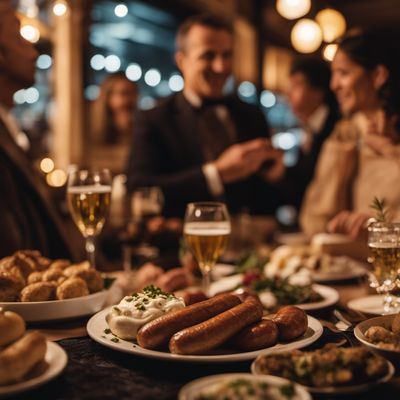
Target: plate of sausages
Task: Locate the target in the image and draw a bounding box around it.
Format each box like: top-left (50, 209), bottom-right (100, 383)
top-left (87, 293), bottom-right (323, 363)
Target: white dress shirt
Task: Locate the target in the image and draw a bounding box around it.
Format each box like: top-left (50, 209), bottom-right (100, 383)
top-left (302, 104), bottom-right (329, 154)
top-left (0, 104), bottom-right (30, 151)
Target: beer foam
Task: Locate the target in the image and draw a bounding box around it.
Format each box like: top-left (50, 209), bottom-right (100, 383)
top-left (184, 222), bottom-right (231, 235)
top-left (369, 242), bottom-right (400, 248)
top-left (68, 185), bottom-right (111, 194)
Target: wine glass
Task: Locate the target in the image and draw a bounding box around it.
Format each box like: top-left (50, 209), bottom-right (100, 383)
top-left (123, 187), bottom-right (164, 280)
top-left (368, 221), bottom-right (400, 313)
top-left (67, 168), bottom-right (112, 268)
top-left (184, 202), bottom-right (231, 296)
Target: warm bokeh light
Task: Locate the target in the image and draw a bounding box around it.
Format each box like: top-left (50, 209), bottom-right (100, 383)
top-left (53, 1), bottom-right (68, 17)
top-left (276, 0), bottom-right (311, 20)
top-left (291, 19), bottom-right (323, 53)
top-left (316, 8), bottom-right (346, 43)
top-left (20, 24), bottom-right (40, 43)
top-left (46, 169), bottom-right (67, 187)
top-left (40, 158), bottom-right (55, 173)
top-left (323, 43), bottom-right (338, 61)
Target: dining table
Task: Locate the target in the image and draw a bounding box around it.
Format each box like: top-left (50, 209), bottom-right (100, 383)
top-left (12, 271), bottom-right (400, 400)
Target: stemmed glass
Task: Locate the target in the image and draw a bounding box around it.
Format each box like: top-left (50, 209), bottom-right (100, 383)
top-left (368, 222), bottom-right (400, 313)
top-left (184, 202), bottom-right (231, 296)
top-left (67, 168), bottom-right (112, 268)
top-left (123, 187), bottom-right (164, 279)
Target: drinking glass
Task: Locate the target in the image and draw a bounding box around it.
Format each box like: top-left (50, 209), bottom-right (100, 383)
top-left (67, 168), bottom-right (112, 268)
top-left (184, 202), bottom-right (231, 296)
top-left (368, 222), bottom-right (400, 313)
top-left (123, 187), bottom-right (164, 279)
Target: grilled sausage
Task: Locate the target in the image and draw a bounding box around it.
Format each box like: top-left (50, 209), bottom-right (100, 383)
top-left (230, 318), bottom-right (279, 351)
top-left (137, 293), bottom-right (241, 349)
top-left (272, 306), bottom-right (308, 341)
top-left (169, 297), bottom-right (264, 355)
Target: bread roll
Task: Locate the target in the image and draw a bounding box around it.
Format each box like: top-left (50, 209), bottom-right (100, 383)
top-left (0, 308), bottom-right (25, 346)
top-left (0, 331), bottom-right (46, 385)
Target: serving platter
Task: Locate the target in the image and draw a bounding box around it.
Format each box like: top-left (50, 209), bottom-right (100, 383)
top-left (348, 295), bottom-right (399, 316)
top-left (0, 342), bottom-right (67, 398)
top-left (179, 373), bottom-right (311, 400)
top-left (87, 307), bottom-right (323, 363)
top-left (0, 290), bottom-right (109, 322)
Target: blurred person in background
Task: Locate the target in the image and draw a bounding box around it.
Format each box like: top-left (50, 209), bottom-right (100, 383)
top-left (125, 14), bottom-right (282, 218)
top-left (300, 30), bottom-right (400, 238)
top-left (0, 0), bottom-right (82, 260)
top-left (276, 57), bottom-right (340, 216)
top-left (89, 72), bottom-right (138, 175)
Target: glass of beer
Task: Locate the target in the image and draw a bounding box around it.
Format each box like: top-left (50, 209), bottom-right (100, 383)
top-left (67, 168), bottom-right (112, 268)
top-left (184, 202), bottom-right (231, 296)
top-left (368, 222), bottom-right (400, 313)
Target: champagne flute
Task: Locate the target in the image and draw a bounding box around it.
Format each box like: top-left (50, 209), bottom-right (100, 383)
top-left (368, 222), bottom-right (400, 313)
top-left (67, 168), bottom-right (112, 268)
top-left (184, 202), bottom-right (231, 296)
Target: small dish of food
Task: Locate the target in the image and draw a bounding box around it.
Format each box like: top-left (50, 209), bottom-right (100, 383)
top-left (0, 308), bottom-right (67, 398)
top-left (354, 312), bottom-right (400, 364)
top-left (252, 345), bottom-right (394, 395)
top-left (178, 373), bottom-right (311, 400)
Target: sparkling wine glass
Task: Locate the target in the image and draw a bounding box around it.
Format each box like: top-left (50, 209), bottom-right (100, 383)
top-left (184, 202), bottom-right (231, 296)
top-left (67, 168), bottom-right (112, 268)
top-left (368, 221), bottom-right (400, 313)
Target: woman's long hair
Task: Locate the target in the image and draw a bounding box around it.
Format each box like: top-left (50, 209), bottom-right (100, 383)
top-left (90, 72), bottom-right (136, 144)
top-left (337, 30), bottom-right (400, 132)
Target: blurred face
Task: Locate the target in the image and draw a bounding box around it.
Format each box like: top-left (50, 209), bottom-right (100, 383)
top-left (108, 79), bottom-right (137, 112)
top-left (0, 10), bottom-right (38, 90)
top-left (176, 24), bottom-right (233, 98)
top-left (331, 49), bottom-right (379, 116)
top-left (287, 72), bottom-right (324, 124)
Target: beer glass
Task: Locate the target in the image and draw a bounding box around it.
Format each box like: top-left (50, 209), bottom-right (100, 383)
top-left (67, 168), bottom-right (112, 268)
top-left (368, 222), bottom-right (400, 313)
top-left (184, 202), bottom-right (231, 296)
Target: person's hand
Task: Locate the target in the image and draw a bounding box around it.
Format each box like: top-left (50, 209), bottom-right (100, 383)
top-left (260, 148), bottom-right (285, 182)
top-left (214, 138), bottom-right (276, 184)
top-left (327, 210), bottom-right (371, 239)
top-left (365, 109), bottom-right (399, 156)
top-left (155, 268), bottom-right (188, 293)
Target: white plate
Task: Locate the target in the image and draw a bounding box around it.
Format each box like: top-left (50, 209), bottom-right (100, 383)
top-left (87, 307), bottom-right (323, 363)
top-left (209, 275), bottom-right (339, 311)
top-left (354, 315), bottom-right (400, 364)
top-left (0, 290), bottom-right (108, 322)
top-left (179, 373), bottom-right (311, 400)
top-left (0, 341), bottom-right (67, 398)
top-left (348, 295), bottom-right (399, 316)
top-left (211, 263), bottom-right (236, 280)
top-left (312, 260), bottom-right (367, 283)
top-left (251, 354), bottom-right (395, 395)
top-left (298, 284), bottom-right (339, 311)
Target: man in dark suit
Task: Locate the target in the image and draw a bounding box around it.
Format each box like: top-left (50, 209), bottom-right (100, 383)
top-left (277, 57), bottom-right (340, 213)
top-left (0, 2), bottom-right (81, 260)
top-left (126, 14), bottom-right (282, 217)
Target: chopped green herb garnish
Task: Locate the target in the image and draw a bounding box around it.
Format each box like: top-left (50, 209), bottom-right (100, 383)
top-left (104, 328), bottom-right (111, 334)
top-left (125, 297), bottom-right (133, 302)
top-left (110, 337), bottom-right (119, 343)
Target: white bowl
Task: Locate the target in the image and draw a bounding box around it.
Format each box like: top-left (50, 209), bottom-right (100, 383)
top-left (0, 290), bottom-right (108, 322)
top-left (354, 314), bottom-right (400, 365)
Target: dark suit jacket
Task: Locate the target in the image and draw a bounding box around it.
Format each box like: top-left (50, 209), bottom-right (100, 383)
top-left (126, 92), bottom-right (277, 217)
top-left (276, 108), bottom-right (340, 211)
top-left (0, 119), bottom-right (81, 260)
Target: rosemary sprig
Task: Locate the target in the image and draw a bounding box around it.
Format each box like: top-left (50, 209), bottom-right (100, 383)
top-left (370, 197), bottom-right (388, 222)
